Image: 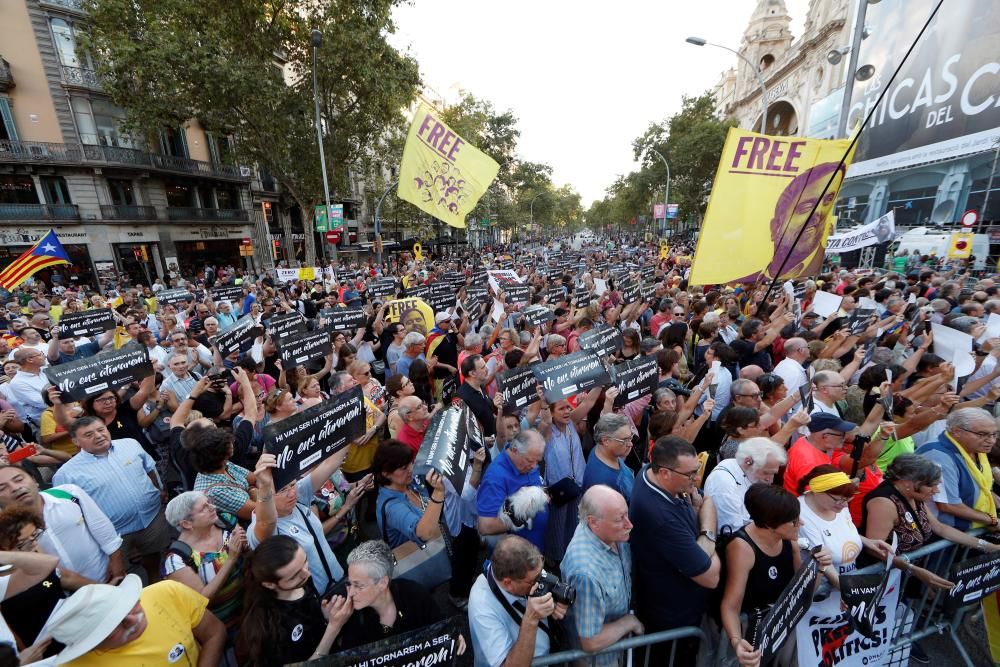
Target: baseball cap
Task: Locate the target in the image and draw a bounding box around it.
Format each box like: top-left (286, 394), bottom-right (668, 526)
top-left (435, 312), bottom-right (452, 324)
top-left (808, 412), bottom-right (856, 434)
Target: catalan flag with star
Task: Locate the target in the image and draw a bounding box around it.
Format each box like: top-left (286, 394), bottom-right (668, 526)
top-left (0, 230), bottom-right (71, 290)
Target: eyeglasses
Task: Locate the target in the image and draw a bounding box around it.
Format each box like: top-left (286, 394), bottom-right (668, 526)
top-left (959, 427), bottom-right (998, 440)
top-left (825, 493), bottom-right (852, 505)
top-left (94, 395), bottom-right (117, 403)
top-left (604, 435), bottom-right (632, 445)
top-left (673, 312), bottom-right (685, 316)
top-left (656, 465), bottom-right (699, 481)
top-left (821, 383), bottom-right (847, 389)
top-left (15, 528), bottom-right (42, 551)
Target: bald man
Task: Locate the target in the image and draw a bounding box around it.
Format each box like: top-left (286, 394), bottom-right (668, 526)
top-left (739, 364), bottom-right (764, 381)
top-left (562, 485), bottom-right (643, 663)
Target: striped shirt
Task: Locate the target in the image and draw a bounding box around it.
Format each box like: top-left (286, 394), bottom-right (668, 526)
top-left (561, 523), bottom-right (633, 667)
top-left (52, 438), bottom-right (161, 535)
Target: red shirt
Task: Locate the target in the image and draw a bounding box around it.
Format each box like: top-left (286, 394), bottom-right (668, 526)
top-left (784, 436), bottom-right (834, 495)
top-left (397, 421), bottom-right (426, 457)
top-left (832, 450), bottom-right (882, 527)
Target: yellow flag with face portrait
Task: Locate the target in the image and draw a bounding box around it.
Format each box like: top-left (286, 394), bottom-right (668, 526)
top-left (397, 105), bottom-right (500, 229)
top-left (690, 128), bottom-right (856, 286)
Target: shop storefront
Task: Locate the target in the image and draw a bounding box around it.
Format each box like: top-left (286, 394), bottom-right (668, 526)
top-left (0, 226), bottom-right (96, 289)
top-left (169, 225), bottom-right (255, 276)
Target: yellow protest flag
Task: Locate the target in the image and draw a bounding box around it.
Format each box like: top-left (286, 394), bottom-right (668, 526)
top-left (397, 104), bottom-right (499, 229)
top-left (690, 128), bottom-right (856, 285)
top-left (948, 232), bottom-right (974, 258)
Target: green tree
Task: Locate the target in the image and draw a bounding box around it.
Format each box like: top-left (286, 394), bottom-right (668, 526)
top-left (81, 0), bottom-right (420, 263)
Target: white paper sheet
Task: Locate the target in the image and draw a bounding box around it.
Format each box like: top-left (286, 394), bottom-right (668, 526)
top-left (931, 322), bottom-right (976, 377)
top-left (810, 291), bottom-right (843, 318)
top-left (978, 313), bottom-right (1000, 343)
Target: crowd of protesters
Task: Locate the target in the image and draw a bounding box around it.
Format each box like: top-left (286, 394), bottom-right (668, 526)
top-left (0, 234), bottom-right (996, 666)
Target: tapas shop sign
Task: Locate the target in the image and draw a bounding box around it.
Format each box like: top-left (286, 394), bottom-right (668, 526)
top-left (55, 309), bottom-right (115, 340)
top-left (264, 385), bottom-right (365, 491)
top-left (45, 345), bottom-right (153, 402)
top-left (532, 349), bottom-right (611, 404)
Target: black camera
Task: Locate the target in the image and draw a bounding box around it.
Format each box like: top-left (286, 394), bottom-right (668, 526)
top-left (531, 569), bottom-right (576, 606)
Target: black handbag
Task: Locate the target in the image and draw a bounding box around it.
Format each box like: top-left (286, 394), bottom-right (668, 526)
top-left (546, 477), bottom-right (582, 507)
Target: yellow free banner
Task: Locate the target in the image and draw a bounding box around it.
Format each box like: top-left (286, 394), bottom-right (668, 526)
top-left (398, 104), bottom-right (499, 229)
top-left (690, 128), bottom-right (856, 285)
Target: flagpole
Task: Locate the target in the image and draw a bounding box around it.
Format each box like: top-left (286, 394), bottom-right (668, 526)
top-left (761, 0), bottom-right (944, 305)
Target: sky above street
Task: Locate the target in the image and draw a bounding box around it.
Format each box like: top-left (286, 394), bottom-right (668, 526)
top-left (391, 0), bottom-right (809, 205)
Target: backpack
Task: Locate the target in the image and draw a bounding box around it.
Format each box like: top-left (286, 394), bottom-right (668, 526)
top-left (166, 540), bottom-right (197, 570)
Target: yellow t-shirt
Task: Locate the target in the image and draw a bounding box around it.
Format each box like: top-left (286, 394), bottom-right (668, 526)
top-left (40, 408), bottom-right (76, 456)
top-left (49, 305), bottom-right (64, 323)
top-left (342, 396), bottom-right (382, 474)
top-left (64, 580), bottom-right (208, 667)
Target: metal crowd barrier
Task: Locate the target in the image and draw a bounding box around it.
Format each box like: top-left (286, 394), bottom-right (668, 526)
top-left (531, 626), bottom-right (708, 667)
top-left (850, 528), bottom-right (989, 667)
top-left (533, 531), bottom-right (993, 667)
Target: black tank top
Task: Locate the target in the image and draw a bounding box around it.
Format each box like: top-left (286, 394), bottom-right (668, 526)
top-left (734, 527), bottom-right (794, 613)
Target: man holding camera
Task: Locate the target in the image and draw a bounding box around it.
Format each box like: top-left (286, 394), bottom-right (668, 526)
top-left (468, 535), bottom-right (569, 667)
top-left (562, 485), bottom-right (642, 665)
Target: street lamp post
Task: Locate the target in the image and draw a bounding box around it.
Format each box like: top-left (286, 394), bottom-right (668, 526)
top-left (686, 36), bottom-right (768, 135)
top-left (648, 148), bottom-right (670, 236)
top-left (529, 192), bottom-right (545, 238)
top-left (311, 29), bottom-right (334, 264)
top-left (836, 0), bottom-right (881, 138)
top-left (373, 178), bottom-right (399, 267)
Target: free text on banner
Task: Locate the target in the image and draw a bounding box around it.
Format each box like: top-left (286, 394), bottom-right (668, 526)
top-left (397, 104), bottom-right (499, 229)
top-left (690, 128), bottom-right (856, 285)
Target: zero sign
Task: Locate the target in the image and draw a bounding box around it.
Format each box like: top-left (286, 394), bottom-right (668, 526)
top-left (961, 210), bottom-right (979, 228)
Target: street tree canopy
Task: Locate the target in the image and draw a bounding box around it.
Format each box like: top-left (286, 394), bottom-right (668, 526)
top-left (81, 0), bottom-right (420, 263)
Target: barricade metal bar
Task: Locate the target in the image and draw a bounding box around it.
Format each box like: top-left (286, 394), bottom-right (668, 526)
top-left (530, 626), bottom-right (707, 667)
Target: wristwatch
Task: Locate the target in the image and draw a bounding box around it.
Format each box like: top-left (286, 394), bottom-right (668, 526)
top-left (978, 538), bottom-right (990, 551)
top-left (698, 529), bottom-right (716, 543)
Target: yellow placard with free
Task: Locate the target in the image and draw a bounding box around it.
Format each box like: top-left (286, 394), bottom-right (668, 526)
top-left (397, 104), bottom-right (499, 229)
top-left (690, 128), bottom-right (856, 285)
top-left (384, 298), bottom-right (434, 336)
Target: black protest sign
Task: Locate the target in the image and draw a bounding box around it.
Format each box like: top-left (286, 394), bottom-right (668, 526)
top-left (505, 284), bottom-right (530, 305)
top-left (297, 616), bottom-right (463, 667)
top-left (944, 548), bottom-right (1000, 612)
top-left (321, 307), bottom-right (367, 332)
top-left (522, 305), bottom-right (555, 328)
top-left (640, 282), bottom-right (657, 302)
top-left (578, 324), bottom-right (624, 358)
top-left (368, 280), bottom-right (398, 300)
top-left (45, 345), bottom-right (153, 402)
top-left (264, 386), bottom-right (365, 491)
top-left (55, 308), bottom-right (115, 339)
top-left (210, 314), bottom-right (259, 357)
top-left (498, 364), bottom-right (540, 409)
top-left (464, 287), bottom-right (488, 314)
top-left (620, 278), bottom-right (640, 305)
top-left (157, 288), bottom-right (195, 306)
top-left (841, 567), bottom-right (892, 637)
top-left (428, 292), bottom-right (457, 316)
top-left (574, 285), bottom-right (591, 303)
top-left (430, 281), bottom-right (458, 298)
top-left (406, 284), bottom-right (431, 300)
top-left (610, 355), bottom-right (658, 408)
top-left (751, 548), bottom-right (821, 663)
top-left (414, 405), bottom-right (472, 494)
top-left (847, 308), bottom-right (876, 335)
top-left (211, 285), bottom-right (244, 303)
top-left (279, 329), bottom-right (332, 366)
top-left (533, 349), bottom-right (611, 404)
top-left (444, 272), bottom-right (466, 287)
top-left (546, 286), bottom-right (566, 303)
top-left (265, 312), bottom-right (307, 338)
top-left (641, 264), bottom-right (656, 281)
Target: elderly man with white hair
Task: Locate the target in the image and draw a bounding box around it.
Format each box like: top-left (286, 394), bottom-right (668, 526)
top-left (703, 437), bottom-right (788, 532)
top-left (395, 331), bottom-right (427, 379)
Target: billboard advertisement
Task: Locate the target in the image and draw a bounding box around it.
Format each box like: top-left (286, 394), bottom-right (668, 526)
top-left (846, 0), bottom-right (1000, 178)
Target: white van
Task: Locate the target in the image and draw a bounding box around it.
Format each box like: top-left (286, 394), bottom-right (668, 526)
top-left (891, 227), bottom-right (989, 271)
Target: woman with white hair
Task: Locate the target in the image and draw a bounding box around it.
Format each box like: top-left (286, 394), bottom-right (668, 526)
top-left (163, 491), bottom-right (247, 631)
top-left (332, 540), bottom-right (466, 653)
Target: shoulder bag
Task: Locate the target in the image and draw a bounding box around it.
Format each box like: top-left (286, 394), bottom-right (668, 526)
top-left (380, 497), bottom-right (452, 590)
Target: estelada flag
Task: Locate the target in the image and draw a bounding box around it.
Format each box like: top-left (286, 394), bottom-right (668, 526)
top-left (0, 229), bottom-right (71, 290)
top-left (397, 104), bottom-right (499, 229)
top-left (690, 128), bottom-right (856, 285)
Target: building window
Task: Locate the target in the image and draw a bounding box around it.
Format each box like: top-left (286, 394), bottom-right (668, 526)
top-left (0, 98), bottom-right (17, 141)
top-left (40, 177), bottom-right (71, 205)
top-left (165, 182), bottom-right (195, 207)
top-left (198, 184), bottom-right (215, 209)
top-left (159, 127), bottom-right (189, 158)
top-left (107, 179), bottom-right (135, 206)
top-left (760, 53), bottom-right (775, 70)
top-left (835, 195), bottom-right (869, 227)
top-left (886, 187), bottom-right (937, 226)
top-left (0, 176), bottom-right (39, 204)
top-left (50, 18), bottom-right (90, 68)
top-left (216, 187), bottom-right (239, 209)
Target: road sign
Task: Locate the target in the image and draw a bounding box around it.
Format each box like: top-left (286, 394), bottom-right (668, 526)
top-left (325, 230), bottom-right (340, 244)
top-left (961, 209), bottom-right (979, 228)
top-left (330, 204), bottom-right (345, 230)
top-left (314, 205), bottom-right (328, 231)
top-left (666, 204), bottom-right (679, 220)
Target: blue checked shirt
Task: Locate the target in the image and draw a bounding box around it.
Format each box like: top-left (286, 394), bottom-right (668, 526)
top-left (52, 438), bottom-right (161, 535)
top-left (561, 522), bottom-right (633, 667)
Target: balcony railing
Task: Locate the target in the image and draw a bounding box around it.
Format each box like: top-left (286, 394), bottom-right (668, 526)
top-left (166, 207), bottom-right (249, 222)
top-left (40, 0), bottom-right (85, 12)
top-left (100, 204), bottom-right (158, 221)
top-left (0, 203), bottom-right (80, 221)
top-left (0, 139), bottom-right (250, 181)
top-left (60, 65), bottom-right (101, 89)
top-left (0, 57), bottom-right (13, 92)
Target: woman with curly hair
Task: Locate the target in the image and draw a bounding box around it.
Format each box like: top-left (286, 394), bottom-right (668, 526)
top-left (189, 425), bottom-right (256, 528)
